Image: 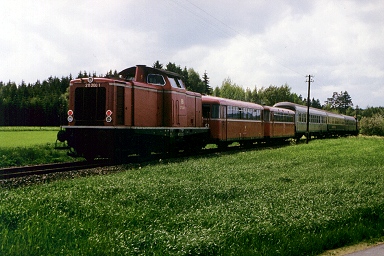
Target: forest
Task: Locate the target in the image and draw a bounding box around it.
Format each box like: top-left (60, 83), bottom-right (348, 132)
top-left (0, 76), bottom-right (70, 126)
top-left (0, 61), bottom-right (383, 132)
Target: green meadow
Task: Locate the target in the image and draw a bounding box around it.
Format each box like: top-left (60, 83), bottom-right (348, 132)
top-left (0, 127), bottom-right (73, 167)
top-left (1, 136), bottom-right (384, 255)
top-left (0, 127), bottom-right (59, 148)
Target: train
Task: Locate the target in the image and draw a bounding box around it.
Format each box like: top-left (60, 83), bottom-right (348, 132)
top-left (57, 64), bottom-right (358, 160)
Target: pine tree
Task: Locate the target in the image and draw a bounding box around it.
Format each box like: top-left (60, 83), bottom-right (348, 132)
top-left (153, 60), bottom-right (163, 69)
top-left (202, 71), bottom-right (212, 95)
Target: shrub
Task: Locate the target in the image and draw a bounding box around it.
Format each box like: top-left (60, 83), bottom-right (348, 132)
top-left (359, 114), bottom-right (384, 136)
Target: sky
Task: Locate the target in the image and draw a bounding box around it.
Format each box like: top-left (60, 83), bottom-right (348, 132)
top-left (1, 0), bottom-right (383, 108)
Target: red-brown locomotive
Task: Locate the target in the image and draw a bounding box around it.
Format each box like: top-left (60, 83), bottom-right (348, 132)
top-left (58, 65), bottom-right (358, 160)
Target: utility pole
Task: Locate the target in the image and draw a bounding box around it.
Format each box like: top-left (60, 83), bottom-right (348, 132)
top-left (306, 75), bottom-right (314, 144)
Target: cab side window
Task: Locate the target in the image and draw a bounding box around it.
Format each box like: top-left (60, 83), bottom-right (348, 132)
top-left (147, 74), bottom-right (165, 85)
top-left (168, 78), bottom-right (179, 88)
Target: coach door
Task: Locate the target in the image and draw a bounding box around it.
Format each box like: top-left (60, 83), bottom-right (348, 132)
top-left (221, 105), bottom-right (227, 141)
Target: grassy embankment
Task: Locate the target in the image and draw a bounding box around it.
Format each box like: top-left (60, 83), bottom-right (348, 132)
top-left (1, 136), bottom-right (384, 255)
top-left (0, 127), bottom-right (74, 167)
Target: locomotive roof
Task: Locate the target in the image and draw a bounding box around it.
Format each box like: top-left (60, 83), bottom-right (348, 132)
top-left (118, 65), bottom-right (182, 79)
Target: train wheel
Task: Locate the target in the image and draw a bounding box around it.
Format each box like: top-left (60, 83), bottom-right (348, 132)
top-left (218, 142), bottom-right (228, 150)
top-left (84, 152), bottom-right (95, 162)
top-left (138, 148), bottom-right (151, 158)
top-left (185, 142), bottom-right (203, 154)
top-left (241, 141), bottom-right (253, 148)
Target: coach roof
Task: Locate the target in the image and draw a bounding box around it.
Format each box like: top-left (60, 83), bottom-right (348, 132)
top-left (202, 95), bottom-right (264, 110)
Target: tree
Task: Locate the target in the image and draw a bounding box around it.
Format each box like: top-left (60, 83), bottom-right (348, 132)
top-left (202, 71), bottom-right (212, 95)
top-left (106, 70), bottom-right (118, 77)
top-left (187, 68), bottom-right (205, 93)
top-left (153, 61), bottom-right (212, 94)
top-left (250, 86), bottom-right (261, 104)
top-left (257, 83), bottom-right (304, 106)
top-left (361, 106), bottom-right (384, 118)
top-left (153, 60), bottom-right (163, 69)
top-left (245, 87), bottom-right (252, 103)
top-left (0, 75), bottom-right (71, 126)
top-left (219, 78), bottom-right (245, 101)
top-left (325, 91), bottom-right (353, 114)
top-left (213, 86), bottom-right (220, 97)
top-left (166, 62), bottom-right (183, 74)
top-left (311, 98), bottom-right (322, 109)
top-left (339, 91), bottom-right (353, 114)
top-left (177, 67), bottom-right (187, 88)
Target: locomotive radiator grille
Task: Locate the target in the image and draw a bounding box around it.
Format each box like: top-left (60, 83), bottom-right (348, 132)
top-left (74, 87), bottom-right (106, 125)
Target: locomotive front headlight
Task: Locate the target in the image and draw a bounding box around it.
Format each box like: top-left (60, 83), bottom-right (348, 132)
top-left (67, 109), bottom-right (74, 123)
top-left (106, 109), bottom-right (112, 122)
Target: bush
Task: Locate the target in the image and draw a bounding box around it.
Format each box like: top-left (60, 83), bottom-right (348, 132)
top-left (359, 114), bottom-right (384, 136)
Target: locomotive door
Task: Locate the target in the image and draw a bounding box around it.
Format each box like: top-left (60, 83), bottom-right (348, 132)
top-left (172, 94), bottom-right (187, 126)
top-left (221, 105), bottom-right (227, 141)
top-left (175, 100), bottom-right (179, 125)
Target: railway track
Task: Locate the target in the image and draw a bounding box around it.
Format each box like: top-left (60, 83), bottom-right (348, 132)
top-left (0, 140), bottom-right (294, 181)
top-left (0, 160), bottom-right (113, 180)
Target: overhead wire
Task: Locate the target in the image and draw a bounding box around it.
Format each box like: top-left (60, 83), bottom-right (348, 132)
top-left (166, 0), bottom-right (235, 39)
top-left (167, 0), bottom-right (307, 79)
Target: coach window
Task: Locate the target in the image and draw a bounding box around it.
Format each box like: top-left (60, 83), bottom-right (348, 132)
top-left (227, 106), bottom-right (233, 118)
top-left (221, 106), bottom-right (226, 118)
top-left (241, 108), bottom-right (247, 119)
top-left (211, 104), bottom-right (220, 118)
top-left (247, 108), bottom-right (253, 119)
top-left (254, 109), bottom-right (261, 120)
top-left (234, 107), bottom-right (240, 119)
top-left (202, 104), bottom-right (210, 118)
top-left (147, 74), bottom-right (165, 85)
top-left (300, 113), bottom-right (306, 123)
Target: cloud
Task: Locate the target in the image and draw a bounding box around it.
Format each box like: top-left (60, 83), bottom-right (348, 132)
top-left (0, 0), bottom-right (383, 107)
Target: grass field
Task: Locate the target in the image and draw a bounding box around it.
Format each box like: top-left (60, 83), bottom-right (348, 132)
top-left (1, 136), bottom-right (384, 255)
top-left (0, 127), bottom-right (73, 167)
top-left (0, 130), bottom-right (59, 148)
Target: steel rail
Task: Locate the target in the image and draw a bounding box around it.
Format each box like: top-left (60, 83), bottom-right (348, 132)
top-left (0, 160), bottom-right (112, 180)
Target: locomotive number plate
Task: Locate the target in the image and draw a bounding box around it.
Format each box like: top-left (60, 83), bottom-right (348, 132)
top-left (85, 83), bottom-right (101, 87)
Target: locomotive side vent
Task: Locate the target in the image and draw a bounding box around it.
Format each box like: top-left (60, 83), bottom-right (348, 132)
top-left (74, 87), bottom-right (106, 125)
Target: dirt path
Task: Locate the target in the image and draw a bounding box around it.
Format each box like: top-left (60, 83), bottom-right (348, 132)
top-left (319, 239), bottom-right (384, 256)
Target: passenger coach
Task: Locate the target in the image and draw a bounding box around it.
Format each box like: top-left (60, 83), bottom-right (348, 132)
top-left (274, 102), bottom-right (358, 138)
top-left (202, 96), bottom-right (264, 148)
top-left (263, 106), bottom-right (295, 141)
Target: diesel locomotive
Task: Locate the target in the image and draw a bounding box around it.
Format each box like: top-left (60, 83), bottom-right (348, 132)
top-left (58, 64), bottom-right (358, 160)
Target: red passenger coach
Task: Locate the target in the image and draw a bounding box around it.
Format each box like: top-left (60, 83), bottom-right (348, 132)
top-left (202, 96), bottom-right (264, 147)
top-left (263, 106), bottom-right (295, 141)
top-left (60, 65), bottom-right (209, 160)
